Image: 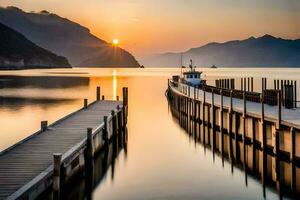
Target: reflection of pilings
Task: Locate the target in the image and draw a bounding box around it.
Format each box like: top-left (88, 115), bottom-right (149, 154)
top-left (260, 93), bottom-right (266, 198)
top-left (167, 82), bottom-right (300, 198)
top-left (111, 109), bottom-right (120, 181)
top-left (207, 101), bottom-right (211, 146)
top-left (291, 127), bottom-right (296, 195)
top-left (252, 118), bottom-right (256, 173)
top-left (198, 97), bottom-right (202, 142)
top-left (262, 150), bottom-right (267, 198)
top-left (235, 113), bottom-right (240, 162)
top-left (194, 100), bottom-right (197, 137)
top-left (228, 90), bottom-right (233, 161)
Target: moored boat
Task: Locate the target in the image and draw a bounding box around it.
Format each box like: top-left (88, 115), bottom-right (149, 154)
top-left (180, 59), bottom-right (206, 87)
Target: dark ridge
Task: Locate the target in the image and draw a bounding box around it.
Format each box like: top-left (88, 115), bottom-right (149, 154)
top-left (0, 22), bottom-right (70, 69)
top-left (0, 6), bottom-right (140, 67)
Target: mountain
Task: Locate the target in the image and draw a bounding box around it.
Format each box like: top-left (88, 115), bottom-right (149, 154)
top-left (140, 35), bottom-right (300, 67)
top-left (0, 22), bottom-right (70, 69)
top-left (0, 6), bottom-right (140, 67)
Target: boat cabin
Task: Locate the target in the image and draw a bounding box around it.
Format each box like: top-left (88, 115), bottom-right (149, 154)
top-left (183, 71), bottom-right (202, 79)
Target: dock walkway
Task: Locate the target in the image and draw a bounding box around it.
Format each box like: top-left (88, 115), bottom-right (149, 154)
top-left (173, 82), bottom-right (300, 129)
top-left (0, 87), bottom-right (128, 200)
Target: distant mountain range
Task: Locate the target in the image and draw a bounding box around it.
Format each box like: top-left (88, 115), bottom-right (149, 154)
top-left (0, 22), bottom-right (70, 69)
top-left (0, 6), bottom-right (140, 67)
top-left (140, 35), bottom-right (300, 67)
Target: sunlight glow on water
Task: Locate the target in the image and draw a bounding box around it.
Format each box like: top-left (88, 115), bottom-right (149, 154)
top-left (1, 68), bottom-right (299, 199)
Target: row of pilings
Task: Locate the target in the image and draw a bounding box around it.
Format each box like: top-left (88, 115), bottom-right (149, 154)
top-left (166, 82), bottom-right (300, 200)
top-left (215, 77), bottom-right (297, 109)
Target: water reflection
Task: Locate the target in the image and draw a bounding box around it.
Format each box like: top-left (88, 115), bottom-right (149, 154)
top-left (2, 68), bottom-right (300, 199)
top-left (113, 69), bottom-right (117, 100)
top-left (167, 98), bottom-right (298, 200)
top-left (0, 76), bottom-right (89, 89)
top-left (61, 129), bottom-right (128, 200)
top-left (37, 129), bottom-right (128, 200)
top-left (0, 96), bottom-right (77, 109)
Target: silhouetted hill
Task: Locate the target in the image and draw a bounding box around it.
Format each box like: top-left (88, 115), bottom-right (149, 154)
top-left (140, 35), bottom-right (300, 67)
top-left (0, 6), bottom-right (140, 67)
top-left (0, 22), bottom-right (70, 69)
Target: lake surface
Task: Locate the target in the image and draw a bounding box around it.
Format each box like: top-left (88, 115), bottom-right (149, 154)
top-left (1, 68), bottom-right (300, 199)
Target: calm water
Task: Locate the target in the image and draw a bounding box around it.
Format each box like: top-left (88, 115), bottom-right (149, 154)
top-left (1, 68), bottom-right (300, 199)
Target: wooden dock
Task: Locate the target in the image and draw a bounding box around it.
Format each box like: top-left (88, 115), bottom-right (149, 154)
top-left (167, 80), bottom-right (300, 197)
top-left (0, 87), bottom-right (128, 200)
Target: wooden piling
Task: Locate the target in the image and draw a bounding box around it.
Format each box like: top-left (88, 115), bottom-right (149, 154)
top-left (187, 98), bottom-right (191, 133)
top-left (123, 87), bottom-right (128, 106)
top-left (252, 118), bottom-right (256, 171)
top-left (84, 98), bottom-right (88, 109)
top-left (207, 103), bottom-right (211, 145)
top-left (96, 86), bottom-right (101, 101)
top-left (235, 113), bottom-right (240, 161)
top-left (102, 95), bottom-right (105, 100)
top-left (41, 121), bottom-right (48, 132)
top-left (264, 78), bottom-right (267, 90)
top-left (111, 110), bottom-right (117, 136)
top-left (202, 91), bottom-right (206, 143)
top-left (274, 129), bottom-right (280, 156)
top-left (247, 77), bottom-right (250, 91)
top-left (86, 128), bottom-right (94, 158)
top-left (103, 116), bottom-right (108, 143)
top-left (251, 77), bottom-right (253, 92)
top-left (228, 90), bottom-right (233, 160)
top-left (198, 99), bottom-right (202, 142)
top-left (295, 80), bottom-right (297, 108)
top-left (53, 153), bottom-right (62, 200)
top-left (84, 128), bottom-right (94, 176)
top-left (277, 91), bottom-right (281, 129)
top-left (220, 89), bottom-right (224, 154)
top-left (262, 78), bottom-right (265, 93)
top-left (211, 89), bottom-right (216, 150)
top-left (241, 78), bottom-right (243, 91)
top-left (193, 89), bottom-right (197, 136)
top-left (117, 105), bottom-right (122, 135)
top-left (85, 127), bottom-right (94, 194)
top-left (242, 91), bottom-right (246, 154)
top-left (179, 96), bottom-right (182, 126)
top-left (261, 94), bottom-right (266, 149)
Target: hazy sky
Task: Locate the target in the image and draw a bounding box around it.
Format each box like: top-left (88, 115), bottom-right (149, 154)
top-left (1, 0), bottom-right (300, 56)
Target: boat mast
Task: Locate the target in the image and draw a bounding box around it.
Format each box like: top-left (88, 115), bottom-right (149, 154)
top-left (180, 53), bottom-right (183, 77)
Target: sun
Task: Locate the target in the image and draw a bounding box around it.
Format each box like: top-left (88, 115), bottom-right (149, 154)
top-left (112, 39), bottom-right (119, 46)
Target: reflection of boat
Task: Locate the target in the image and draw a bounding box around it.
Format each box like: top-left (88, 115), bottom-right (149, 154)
top-left (181, 59), bottom-right (206, 87)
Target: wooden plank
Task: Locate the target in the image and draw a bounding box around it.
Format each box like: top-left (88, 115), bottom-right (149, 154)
top-left (0, 100), bottom-right (122, 199)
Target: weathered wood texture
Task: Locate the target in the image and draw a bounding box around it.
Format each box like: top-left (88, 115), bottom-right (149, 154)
top-left (0, 100), bottom-right (122, 200)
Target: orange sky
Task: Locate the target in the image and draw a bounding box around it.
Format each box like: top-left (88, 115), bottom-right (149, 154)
top-left (1, 0), bottom-right (300, 56)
